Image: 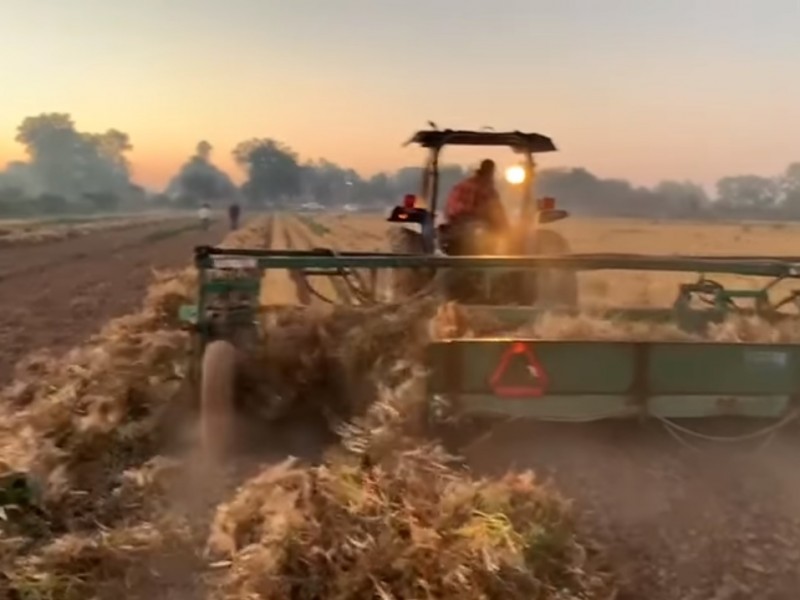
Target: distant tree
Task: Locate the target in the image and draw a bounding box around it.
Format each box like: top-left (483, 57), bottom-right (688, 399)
top-left (15, 113), bottom-right (83, 198)
top-left (13, 113), bottom-right (134, 204)
top-left (779, 162), bottom-right (800, 215)
top-left (0, 161), bottom-right (38, 195)
top-left (166, 140), bottom-right (237, 206)
top-left (196, 140), bottom-right (213, 161)
top-left (0, 186), bottom-right (28, 217)
top-left (301, 159), bottom-right (363, 206)
top-left (148, 192), bottom-right (171, 205)
top-left (716, 175), bottom-right (779, 212)
top-left (233, 138), bottom-right (302, 206)
top-left (182, 169), bottom-right (220, 202)
top-left (36, 193), bottom-right (69, 214)
top-left (361, 172), bottom-right (393, 205)
top-left (82, 191), bottom-right (120, 212)
top-left (0, 187), bottom-right (25, 203)
top-left (392, 166), bottom-right (425, 198)
top-left (653, 181), bottom-right (709, 216)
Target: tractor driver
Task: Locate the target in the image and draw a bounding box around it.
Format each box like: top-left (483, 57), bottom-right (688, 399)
top-left (444, 159), bottom-right (509, 234)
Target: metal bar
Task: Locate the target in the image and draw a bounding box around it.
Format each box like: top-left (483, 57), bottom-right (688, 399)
top-left (452, 393), bottom-right (790, 419)
top-left (196, 246), bottom-right (407, 258)
top-left (196, 251), bottom-right (800, 278)
top-left (197, 246), bottom-right (800, 263)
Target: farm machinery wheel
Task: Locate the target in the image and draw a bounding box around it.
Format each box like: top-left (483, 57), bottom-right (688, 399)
top-left (387, 227), bottom-right (434, 301)
top-left (523, 228), bottom-right (578, 308)
top-left (200, 340), bottom-right (239, 461)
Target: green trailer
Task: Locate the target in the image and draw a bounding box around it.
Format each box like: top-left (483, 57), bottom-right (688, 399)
top-left (181, 245), bottom-right (800, 457)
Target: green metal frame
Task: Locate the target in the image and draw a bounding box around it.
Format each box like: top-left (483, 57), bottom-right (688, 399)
top-left (181, 245), bottom-right (800, 425)
top-left (192, 247), bottom-right (800, 275)
top-left (428, 339), bottom-right (798, 420)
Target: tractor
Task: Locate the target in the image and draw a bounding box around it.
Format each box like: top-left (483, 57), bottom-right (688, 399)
top-left (384, 128), bottom-right (577, 307)
top-left (179, 128), bottom-right (800, 462)
top-left (184, 244), bottom-right (800, 460)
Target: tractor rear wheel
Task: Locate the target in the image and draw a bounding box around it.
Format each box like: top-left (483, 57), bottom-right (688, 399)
top-left (524, 229), bottom-right (579, 308)
top-left (387, 227), bottom-right (433, 301)
top-left (200, 340), bottom-right (239, 461)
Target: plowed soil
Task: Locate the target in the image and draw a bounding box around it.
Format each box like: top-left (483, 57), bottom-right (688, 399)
top-left (0, 218), bottom-right (229, 382)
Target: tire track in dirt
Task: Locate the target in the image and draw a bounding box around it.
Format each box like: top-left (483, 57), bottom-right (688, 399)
top-left (286, 216), bottom-right (355, 305)
top-left (262, 214), bottom-right (275, 250)
top-left (251, 214), bottom-right (296, 307)
top-left (279, 218), bottom-right (313, 305)
top-left (309, 213), bottom-right (396, 303)
top-left (316, 213), bottom-right (387, 251)
top-left (0, 220), bottom-right (227, 383)
top-left (253, 215), bottom-right (292, 306)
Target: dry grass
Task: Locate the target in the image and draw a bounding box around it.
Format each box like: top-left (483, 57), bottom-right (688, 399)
top-left (207, 455), bottom-right (612, 600)
top-left (433, 301), bottom-right (800, 344)
top-left (0, 214), bottom-right (187, 248)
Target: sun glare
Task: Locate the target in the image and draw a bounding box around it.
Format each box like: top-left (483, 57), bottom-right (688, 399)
top-left (504, 165), bottom-right (526, 185)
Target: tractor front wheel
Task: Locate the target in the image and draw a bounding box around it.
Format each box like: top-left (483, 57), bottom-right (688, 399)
top-left (200, 340), bottom-right (239, 461)
top-left (387, 227), bottom-right (433, 301)
top-left (524, 229), bottom-right (579, 308)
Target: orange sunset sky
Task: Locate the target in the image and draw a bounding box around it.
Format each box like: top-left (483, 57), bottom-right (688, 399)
top-left (1, 0), bottom-right (799, 191)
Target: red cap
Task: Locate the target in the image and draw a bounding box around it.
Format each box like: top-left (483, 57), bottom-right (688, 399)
top-left (538, 197), bottom-right (556, 210)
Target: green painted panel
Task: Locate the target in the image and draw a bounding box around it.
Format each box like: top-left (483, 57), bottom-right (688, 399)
top-left (203, 279), bottom-right (261, 294)
top-left (454, 394), bottom-right (636, 419)
top-left (179, 304), bottom-right (197, 324)
top-left (444, 393), bottom-right (789, 419)
top-left (649, 344), bottom-right (800, 394)
top-left (648, 395), bottom-right (789, 418)
top-left (427, 340), bottom-right (800, 397)
top-left (427, 340), bottom-right (635, 394)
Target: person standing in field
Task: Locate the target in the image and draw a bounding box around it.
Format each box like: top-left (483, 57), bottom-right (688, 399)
top-left (228, 202), bottom-right (241, 231)
top-left (198, 202), bottom-right (211, 230)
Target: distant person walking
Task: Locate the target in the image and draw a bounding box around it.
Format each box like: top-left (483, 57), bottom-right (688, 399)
top-left (198, 202), bottom-right (211, 230)
top-left (228, 202), bottom-right (241, 231)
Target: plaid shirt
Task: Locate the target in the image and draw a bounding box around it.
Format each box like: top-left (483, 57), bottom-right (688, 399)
top-left (445, 176), bottom-right (504, 227)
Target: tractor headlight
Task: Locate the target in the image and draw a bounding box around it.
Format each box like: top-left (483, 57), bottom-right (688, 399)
top-left (504, 165), bottom-right (526, 185)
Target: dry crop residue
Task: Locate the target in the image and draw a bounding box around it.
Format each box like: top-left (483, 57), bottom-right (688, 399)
top-left (4, 211), bottom-right (800, 599)
top-left (0, 215), bottom-right (613, 600)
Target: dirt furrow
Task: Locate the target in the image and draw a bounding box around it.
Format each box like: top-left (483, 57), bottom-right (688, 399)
top-left (0, 218), bottom-right (197, 281)
top-left (0, 220), bottom-right (227, 383)
top-left (279, 219), bottom-right (313, 305)
top-left (286, 215), bottom-right (355, 305)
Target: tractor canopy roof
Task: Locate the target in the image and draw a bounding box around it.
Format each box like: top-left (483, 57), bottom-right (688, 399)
top-left (404, 129), bottom-right (557, 153)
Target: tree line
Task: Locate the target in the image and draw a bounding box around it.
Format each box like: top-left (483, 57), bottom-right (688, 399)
top-left (2, 112), bottom-right (800, 221)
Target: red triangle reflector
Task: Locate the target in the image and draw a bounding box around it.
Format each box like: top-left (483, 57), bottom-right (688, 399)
top-left (489, 341), bottom-right (548, 397)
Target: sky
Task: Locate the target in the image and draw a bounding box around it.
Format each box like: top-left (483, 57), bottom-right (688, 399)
top-left (1, 0), bottom-right (799, 191)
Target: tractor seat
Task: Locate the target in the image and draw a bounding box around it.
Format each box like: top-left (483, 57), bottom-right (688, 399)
top-left (387, 206), bottom-right (429, 224)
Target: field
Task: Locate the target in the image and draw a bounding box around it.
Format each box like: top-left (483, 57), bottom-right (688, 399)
top-left (0, 212), bottom-right (227, 381)
top-left (2, 212), bottom-right (800, 600)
